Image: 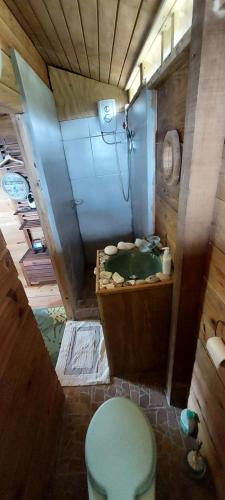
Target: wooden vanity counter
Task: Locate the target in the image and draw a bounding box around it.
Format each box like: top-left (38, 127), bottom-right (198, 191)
top-left (96, 250), bottom-right (173, 379)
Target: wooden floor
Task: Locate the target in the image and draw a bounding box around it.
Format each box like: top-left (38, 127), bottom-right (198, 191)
top-left (0, 188), bottom-right (62, 309)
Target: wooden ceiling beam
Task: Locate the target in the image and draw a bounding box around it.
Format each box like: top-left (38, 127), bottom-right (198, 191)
top-left (167, 0), bottom-right (225, 407)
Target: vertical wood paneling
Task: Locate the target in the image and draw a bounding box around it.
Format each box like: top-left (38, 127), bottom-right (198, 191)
top-left (3, 0), bottom-right (47, 62)
top-left (3, 0), bottom-right (160, 89)
top-left (13, 0), bottom-right (58, 65)
top-left (98, 0), bottom-right (118, 83)
top-left (61, 0), bottom-right (90, 77)
top-left (0, 0), bottom-right (48, 85)
top-left (78, 0), bottom-right (99, 80)
top-left (109, 0), bottom-right (142, 86)
top-left (29, 0), bottom-right (71, 70)
top-left (119, 0), bottom-right (160, 88)
top-left (43, 0), bottom-right (80, 73)
top-left (0, 231), bottom-right (64, 499)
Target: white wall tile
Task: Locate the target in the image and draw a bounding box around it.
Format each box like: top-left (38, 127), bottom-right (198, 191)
top-left (61, 118), bottom-right (90, 140)
top-left (64, 138), bottom-right (94, 179)
top-left (88, 116), bottom-right (101, 137)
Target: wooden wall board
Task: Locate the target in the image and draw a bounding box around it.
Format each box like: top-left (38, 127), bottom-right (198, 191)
top-left (155, 56), bottom-right (189, 265)
top-left (49, 66), bottom-right (128, 121)
top-left (0, 81), bottom-right (22, 113)
top-left (0, 230), bottom-right (64, 499)
top-left (8, 0), bottom-right (53, 65)
top-left (199, 280), bottom-right (225, 343)
top-left (155, 194), bottom-right (177, 262)
top-left (216, 144), bottom-right (225, 202)
top-left (0, 0), bottom-right (48, 86)
top-left (4, 0), bottom-right (160, 89)
top-left (211, 198), bottom-right (225, 254)
top-left (78, 0), bottom-right (99, 81)
top-left (189, 340), bottom-right (225, 499)
top-left (59, 0), bottom-right (90, 77)
top-left (156, 59), bottom-right (189, 143)
top-left (188, 388), bottom-right (225, 500)
top-left (109, 0), bottom-right (142, 86)
top-left (206, 244), bottom-right (225, 305)
top-left (119, 0), bottom-right (160, 88)
top-left (98, 0), bottom-right (118, 83)
top-left (167, 0), bottom-right (225, 407)
top-left (0, 50), bottom-right (18, 92)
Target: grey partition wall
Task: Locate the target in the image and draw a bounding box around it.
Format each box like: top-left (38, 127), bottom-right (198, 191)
top-left (128, 88), bottom-right (156, 238)
top-left (11, 50), bottom-right (84, 307)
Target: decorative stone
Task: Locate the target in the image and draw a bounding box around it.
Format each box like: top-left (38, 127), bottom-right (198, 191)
top-left (136, 279), bottom-right (147, 285)
top-left (156, 272), bottom-right (170, 281)
top-left (145, 275), bottom-right (160, 284)
top-left (100, 270), bottom-right (112, 280)
top-left (102, 279), bottom-right (110, 285)
top-left (105, 283), bottom-right (115, 290)
top-left (104, 245), bottom-right (118, 256)
top-left (112, 272), bottom-right (124, 284)
top-left (134, 238), bottom-right (149, 248)
top-left (126, 280), bottom-right (136, 286)
top-left (117, 241), bottom-right (135, 251)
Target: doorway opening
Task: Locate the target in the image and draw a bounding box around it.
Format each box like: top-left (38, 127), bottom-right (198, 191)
top-left (0, 113), bottom-right (66, 365)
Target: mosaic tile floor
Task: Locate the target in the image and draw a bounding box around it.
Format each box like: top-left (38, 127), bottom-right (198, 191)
top-left (51, 378), bottom-right (216, 500)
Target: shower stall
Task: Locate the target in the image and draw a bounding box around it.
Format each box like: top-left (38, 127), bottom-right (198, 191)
top-left (12, 49), bottom-right (156, 314)
top-left (62, 87), bottom-right (156, 265)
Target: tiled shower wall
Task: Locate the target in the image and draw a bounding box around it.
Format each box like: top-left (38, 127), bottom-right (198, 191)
top-left (61, 113), bottom-right (132, 264)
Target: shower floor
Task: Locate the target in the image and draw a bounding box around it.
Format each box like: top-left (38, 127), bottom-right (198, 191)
top-left (76, 267), bottom-right (99, 321)
top-left (50, 377), bottom-right (216, 500)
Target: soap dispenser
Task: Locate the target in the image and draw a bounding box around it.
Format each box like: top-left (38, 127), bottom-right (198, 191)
top-left (162, 247), bottom-right (171, 275)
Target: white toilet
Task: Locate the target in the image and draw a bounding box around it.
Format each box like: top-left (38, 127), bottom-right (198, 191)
top-left (85, 397), bottom-right (157, 500)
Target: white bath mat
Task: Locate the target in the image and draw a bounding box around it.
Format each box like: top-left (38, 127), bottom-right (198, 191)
top-left (56, 321), bottom-right (110, 386)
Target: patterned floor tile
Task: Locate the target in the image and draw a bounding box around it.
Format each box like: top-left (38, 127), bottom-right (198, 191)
top-left (51, 378), bottom-right (216, 500)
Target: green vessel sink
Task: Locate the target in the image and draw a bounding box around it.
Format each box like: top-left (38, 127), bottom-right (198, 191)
top-left (104, 248), bottom-right (162, 280)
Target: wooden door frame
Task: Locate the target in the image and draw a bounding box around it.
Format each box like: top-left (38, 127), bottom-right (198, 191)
top-left (10, 113), bottom-right (76, 318)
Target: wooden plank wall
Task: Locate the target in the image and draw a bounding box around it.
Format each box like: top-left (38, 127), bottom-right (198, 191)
top-left (154, 26), bottom-right (225, 497)
top-left (0, 229), bottom-right (64, 499)
top-left (0, 0), bottom-right (48, 86)
top-left (155, 58), bottom-right (189, 262)
top-left (49, 66), bottom-right (128, 121)
top-left (4, 0), bottom-right (160, 88)
top-left (0, 114), bottom-right (62, 308)
top-left (188, 143), bottom-right (225, 498)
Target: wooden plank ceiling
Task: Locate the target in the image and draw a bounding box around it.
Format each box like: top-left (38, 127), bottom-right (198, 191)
top-left (4, 0), bottom-right (161, 88)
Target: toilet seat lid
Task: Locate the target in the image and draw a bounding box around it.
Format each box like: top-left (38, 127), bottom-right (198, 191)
top-left (85, 397), bottom-right (156, 500)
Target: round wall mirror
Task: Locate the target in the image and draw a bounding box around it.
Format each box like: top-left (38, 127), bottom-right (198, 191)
top-left (162, 130), bottom-right (181, 186)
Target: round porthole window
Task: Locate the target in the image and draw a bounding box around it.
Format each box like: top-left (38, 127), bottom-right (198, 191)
top-left (162, 130), bottom-right (181, 186)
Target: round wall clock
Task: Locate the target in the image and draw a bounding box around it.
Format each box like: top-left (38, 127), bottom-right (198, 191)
top-left (162, 130), bottom-right (181, 186)
top-left (1, 172), bottom-right (30, 200)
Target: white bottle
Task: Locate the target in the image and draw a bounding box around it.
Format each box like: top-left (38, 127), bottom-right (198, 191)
top-left (162, 247), bottom-right (172, 276)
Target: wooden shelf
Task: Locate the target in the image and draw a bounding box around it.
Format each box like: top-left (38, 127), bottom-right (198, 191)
top-left (14, 207), bottom-right (37, 215)
top-left (19, 219), bottom-right (41, 230)
top-left (20, 248), bottom-right (56, 285)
